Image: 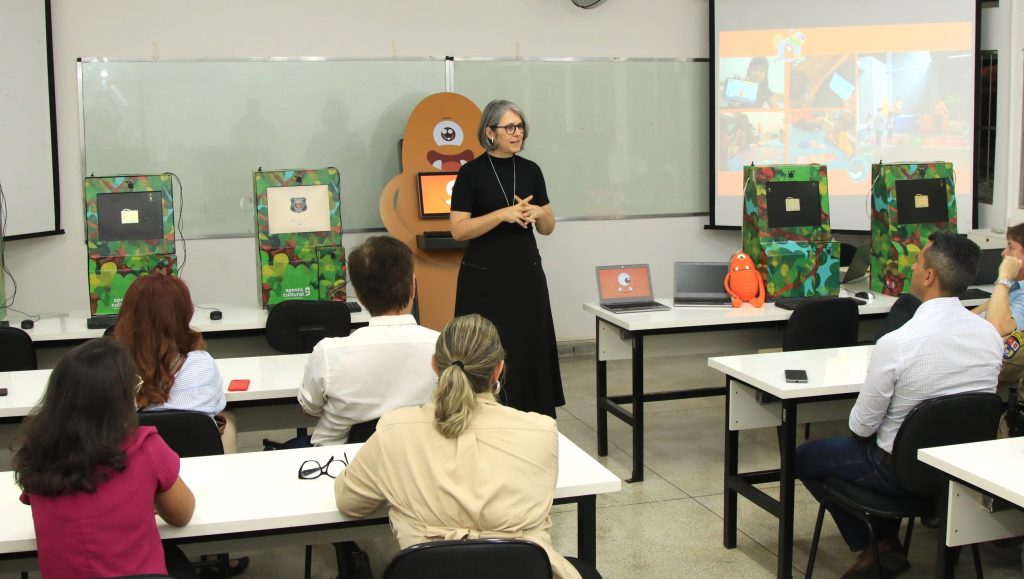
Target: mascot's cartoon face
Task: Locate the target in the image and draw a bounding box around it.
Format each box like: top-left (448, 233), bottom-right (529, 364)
top-left (730, 252), bottom-right (753, 273)
top-left (402, 94), bottom-right (482, 174)
top-left (616, 272), bottom-right (635, 293)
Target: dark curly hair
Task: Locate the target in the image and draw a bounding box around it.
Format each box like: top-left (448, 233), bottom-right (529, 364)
top-left (13, 338), bottom-right (139, 496)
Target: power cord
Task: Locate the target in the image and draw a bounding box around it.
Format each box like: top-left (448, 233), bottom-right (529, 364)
top-left (166, 172), bottom-right (188, 274)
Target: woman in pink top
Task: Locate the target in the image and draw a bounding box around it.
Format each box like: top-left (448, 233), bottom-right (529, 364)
top-left (13, 338), bottom-right (196, 579)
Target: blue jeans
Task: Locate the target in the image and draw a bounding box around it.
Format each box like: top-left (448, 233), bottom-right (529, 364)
top-left (795, 436), bottom-right (915, 550)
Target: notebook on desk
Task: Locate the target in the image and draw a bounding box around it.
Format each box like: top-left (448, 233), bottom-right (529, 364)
top-left (673, 262), bottom-right (731, 306)
top-left (596, 264), bottom-right (670, 314)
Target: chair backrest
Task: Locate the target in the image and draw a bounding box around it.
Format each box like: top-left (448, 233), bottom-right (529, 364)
top-left (383, 539), bottom-right (553, 579)
top-left (137, 410), bottom-right (224, 457)
top-left (348, 417), bottom-right (380, 444)
top-left (264, 300), bottom-right (352, 354)
top-left (874, 293), bottom-right (921, 342)
top-left (891, 391), bottom-right (1003, 499)
top-left (782, 297), bottom-right (860, 352)
top-left (0, 327), bottom-right (38, 371)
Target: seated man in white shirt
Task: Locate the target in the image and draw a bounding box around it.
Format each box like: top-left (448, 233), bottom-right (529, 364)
top-left (296, 236), bottom-right (439, 447)
top-left (796, 231), bottom-right (1002, 578)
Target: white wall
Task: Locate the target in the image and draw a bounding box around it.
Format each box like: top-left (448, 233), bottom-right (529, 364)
top-left (7, 0), bottom-right (1019, 340)
top-left (5, 0), bottom-right (730, 340)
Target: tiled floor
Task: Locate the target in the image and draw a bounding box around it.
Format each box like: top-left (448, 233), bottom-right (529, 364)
top-left (5, 350), bottom-right (1024, 578)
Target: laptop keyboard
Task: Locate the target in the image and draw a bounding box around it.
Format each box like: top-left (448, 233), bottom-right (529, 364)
top-left (603, 301), bottom-right (668, 313)
top-left (674, 297), bottom-right (731, 306)
top-left (959, 287), bottom-right (991, 301)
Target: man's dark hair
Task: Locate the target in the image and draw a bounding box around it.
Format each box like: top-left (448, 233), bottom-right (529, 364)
top-left (1007, 223), bottom-right (1024, 248)
top-left (348, 236), bottom-right (413, 316)
top-left (924, 231), bottom-right (980, 297)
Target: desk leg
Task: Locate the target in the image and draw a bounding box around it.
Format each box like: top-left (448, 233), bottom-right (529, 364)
top-left (596, 319), bottom-right (609, 457)
top-left (777, 401), bottom-right (797, 579)
top-left (724, 378), bottom-right (738, 549)
top-left (935, 498), bottom-right (956, 579)
top-left (577, 495), bottom-right (597, 566)
top-left (629, 334), bottom-right (645, 483)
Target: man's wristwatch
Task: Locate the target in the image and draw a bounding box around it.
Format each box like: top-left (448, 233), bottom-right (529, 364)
top-left (996, 278), bottom-right (1015, 289)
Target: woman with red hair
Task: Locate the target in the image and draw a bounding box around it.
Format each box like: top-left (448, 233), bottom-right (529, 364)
top-left (113, 273), bottom-right (236, 452)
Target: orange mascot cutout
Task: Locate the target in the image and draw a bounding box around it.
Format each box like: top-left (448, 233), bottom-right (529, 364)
top-left (724, 252), bottom-right (766, 308)
top-left (380, 93), bottom-right (483, 331)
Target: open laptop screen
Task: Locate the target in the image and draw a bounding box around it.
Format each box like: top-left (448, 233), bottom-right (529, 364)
top-left (596, 265), bottom-right (654, 304)
top-left (417, 172), bottom-right (458, 218)
top-left (674, 262), bottom-right (729, 298)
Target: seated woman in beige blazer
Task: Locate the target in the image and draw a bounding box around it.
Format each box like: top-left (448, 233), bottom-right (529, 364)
top-left (335, 314), bottom-right (601, 579)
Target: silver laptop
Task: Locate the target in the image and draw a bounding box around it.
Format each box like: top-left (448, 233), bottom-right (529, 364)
top-left (596, 264), bottom-right (670, 314)
top-left (842, 244), bottom-right (870, 283)
top-left (673, 262), bottom-right (732, 306)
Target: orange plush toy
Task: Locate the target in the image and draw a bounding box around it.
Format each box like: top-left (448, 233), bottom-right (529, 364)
top-left (724, 252), bottom-right (766, 308)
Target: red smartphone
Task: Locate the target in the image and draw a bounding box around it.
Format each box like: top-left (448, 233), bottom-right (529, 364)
top-left (227, 379), bottom-right (250, 392)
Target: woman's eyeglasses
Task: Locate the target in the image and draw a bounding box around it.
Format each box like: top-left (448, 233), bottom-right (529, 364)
top-left (491, 123), bottom-right (524, 135)
top-left (298, 454), bottom-right (349, 480)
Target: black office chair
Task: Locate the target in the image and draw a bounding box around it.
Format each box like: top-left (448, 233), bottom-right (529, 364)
top-left (137, 411), bottom-right (238, 579)
top-left (782, 297), bottom-right (860, 439)
top-left (0, 327), bottom-right (38, 371)
top-left (874, 293), bottom-right (922, 342)
top-left (839, 242), bottom-right (859, 268)
top-left (782, 297), bottom-right (860, 352)
top-left (806, 391), bottom-right (1003, 579)
top-left (264, 300), bottom-right (352, 354)
top-left (263, 300), bottom-right (352, 459)
top-left (383, 539), bottom-right (553, 579)
top-left (138, 410), bottom-right (224, 457)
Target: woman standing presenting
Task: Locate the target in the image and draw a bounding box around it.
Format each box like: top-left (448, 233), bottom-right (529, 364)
top-left (450, 99), bottom-right (564, 418)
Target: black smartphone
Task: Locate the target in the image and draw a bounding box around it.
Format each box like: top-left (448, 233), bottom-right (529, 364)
top-left (784, 369), bottom-right (808, 383)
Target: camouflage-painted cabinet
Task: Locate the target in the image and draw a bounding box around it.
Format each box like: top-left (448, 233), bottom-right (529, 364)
top-left (869, 162), bottom-right (957, 296)
top-left (84, 175), bottom-right (176, 315)
top-left (254, 168), bottom-right (347, 308)
top-left (741, 164), bottom-right (839, 298)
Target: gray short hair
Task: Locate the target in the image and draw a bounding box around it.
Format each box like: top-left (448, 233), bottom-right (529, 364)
top-left (477, 99), bottom-right (529, 152)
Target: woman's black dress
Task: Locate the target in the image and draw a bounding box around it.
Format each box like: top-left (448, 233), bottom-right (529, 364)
top-left (451, 153), bottom-right (564, 418)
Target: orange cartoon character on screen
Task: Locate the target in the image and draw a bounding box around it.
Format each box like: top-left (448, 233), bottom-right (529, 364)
top-left (724, 252), bottom-right (765, 308)
top-left (380, 93), bottom-right (484, 330)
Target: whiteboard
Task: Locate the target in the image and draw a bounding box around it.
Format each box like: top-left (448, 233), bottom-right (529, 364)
top-left (0, 0), bottom-right (60, 239)
top-left (80, 58), bottom-right (446, 237)
top-left (80, 58), bottom-right (708, 239)
top-left (452, 59), bottom-right (709, 219)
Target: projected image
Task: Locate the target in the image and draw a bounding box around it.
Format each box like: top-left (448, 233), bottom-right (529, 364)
top-left (720, 112), bottom-right (786, 170)
top-left (720, 57), bottom-right (785, 109)
top-left (856, 51), bottom-right (972, 153)
top-left (713, 5), bottom-right (976, 231)
top-left (787, 110), bottom-right (866, 180)
top-left (788, 55), bottom-right (857, 109)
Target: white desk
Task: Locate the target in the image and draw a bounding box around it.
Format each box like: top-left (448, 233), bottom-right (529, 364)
top-left (4, 302), bottom-right (370, 343)
top-left (0, 354), bottom-right (314, 441)
top-left (708, 346), bottom-right (872, 579)
top-left (583, 281), bottom-right (893, 483)
top-left (0, 435), bottom-right (621, 573)
top-left (919, 438), bottom-right (1024, 578)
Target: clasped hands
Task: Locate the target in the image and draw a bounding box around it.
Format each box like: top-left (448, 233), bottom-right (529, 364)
top-left (502, 195), bottom-right (541, 228)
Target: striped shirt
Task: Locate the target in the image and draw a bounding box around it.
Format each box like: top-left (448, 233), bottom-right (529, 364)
top-left (849, 296), bottom-right (1002, 453)
top-left (143, 350), bottom-right (226, 417)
